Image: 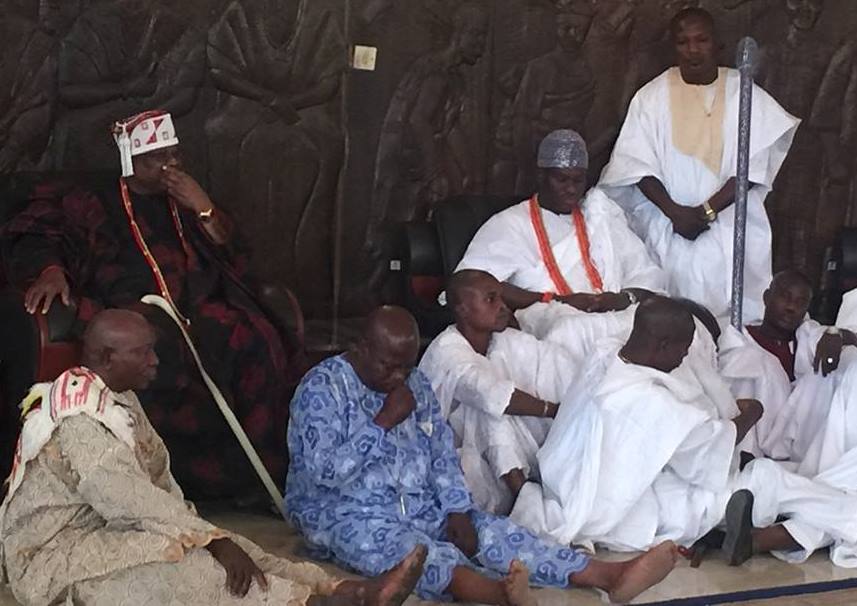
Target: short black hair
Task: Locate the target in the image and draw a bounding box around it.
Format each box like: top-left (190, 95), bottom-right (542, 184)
top-left (669, 7), bottom-right (716, 40)
top-left (770, 269), bottom-right (814, 294)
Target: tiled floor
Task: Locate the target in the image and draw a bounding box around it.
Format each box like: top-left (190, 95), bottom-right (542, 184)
top-left (2, 511), bottom-right (856, 605)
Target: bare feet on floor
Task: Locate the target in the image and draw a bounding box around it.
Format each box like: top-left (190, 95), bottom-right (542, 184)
top-left (373, 544), bottom-right (428, 606)
top-left (503, 559), bottom-right (537, 606)
top-left (330, 545), bottom-right (427, 606)
top-left (608, 541), bottom-right (679, 604)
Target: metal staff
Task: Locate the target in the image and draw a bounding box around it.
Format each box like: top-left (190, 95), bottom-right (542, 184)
top-left (731, 37), bottom-right (759, 329)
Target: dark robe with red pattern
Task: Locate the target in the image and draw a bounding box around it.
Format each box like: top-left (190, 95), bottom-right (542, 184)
top-left (2, 175), bottom-right (301, 499)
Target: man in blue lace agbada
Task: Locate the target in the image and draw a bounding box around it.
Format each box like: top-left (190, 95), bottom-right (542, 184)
top-left (286, 305), bottom-right (679, 604)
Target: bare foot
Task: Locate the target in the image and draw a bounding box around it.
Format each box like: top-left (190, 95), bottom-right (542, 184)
top-left (608, 541), bottom-right (678, 604)
top-left (503, 560), bottom-right (537, 606)
top-left (373, 544), bottom-right (428, 606)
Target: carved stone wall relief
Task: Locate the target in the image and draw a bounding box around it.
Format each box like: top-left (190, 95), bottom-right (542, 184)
top-left (0, 0), bottom-right (855, 320)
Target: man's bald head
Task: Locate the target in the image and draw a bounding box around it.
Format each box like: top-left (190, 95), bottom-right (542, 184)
top-left (362, 305), bottom-right (419, 349)
top-left (622, 296), bottom-right (696, 373)
top-left (447, 269), bottom-right (494, 309)
top-left (82, 309), bottom-right (158, 392)
top-left (351, 306), bottom-right (420, 394)
top-left (446, 270), bottom-right (511, 334)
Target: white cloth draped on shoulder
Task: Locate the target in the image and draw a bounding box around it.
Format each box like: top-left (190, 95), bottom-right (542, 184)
top-left (511, 334), bottom-right (736, 551)
top-left (418, 326), bottom-right (577, 514)
top-left (718, 321), bottom-right (836, 461)
top-left (511, 330), bottom-right (857, 566)
top-left (838, 289), bottom-right (857, 331)
top-left (599, 67), bottom-right (799, 322)
top-left (456, 188), bottom-right (665, 296)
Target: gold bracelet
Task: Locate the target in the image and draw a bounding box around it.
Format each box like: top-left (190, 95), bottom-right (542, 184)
top-left (542, 400), bottom-right (550, 418)
top-left (198, 207), bottom-right (214, 223)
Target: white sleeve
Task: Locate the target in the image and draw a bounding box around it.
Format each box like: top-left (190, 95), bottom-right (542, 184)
top-left (456, 211), bottom-right (529, 283)
top-left (599, 85), bottom-right (666, 188)
top-left (610, 208), bottom-right (667, 292)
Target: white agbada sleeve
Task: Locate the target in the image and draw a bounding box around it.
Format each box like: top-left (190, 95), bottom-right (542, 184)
top-left (598, 82), bottom-right (665, 194)
top-left (513, 351), bottom-right (735, 550)
top-left (418, 326), bottom-right (551, 514)
top-left (586, 188), bottom-right (666, 292)
top-left (419, 326), bottom-right (516, 419)
top-left (837, 289), bottom-right (857, 331)
top-left (456, 200), bottom-right (538, 285)
top-left (718, 325), bottom-right (793, 458)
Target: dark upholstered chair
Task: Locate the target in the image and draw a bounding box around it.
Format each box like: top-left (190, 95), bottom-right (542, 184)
top-left (399, 194), bottom-right (521, 339)
top-left (0, 172), bottom-right (305, 482)
top-left (817, 227), bottom-right (857, 323)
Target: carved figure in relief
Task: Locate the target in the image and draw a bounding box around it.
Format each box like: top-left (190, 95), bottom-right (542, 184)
top-left (0, 0), bottom-right (66, 172)
top-left (206, 0), bottom-right (345, 304)
top-left (364, 2), bottom-right (489, 284)
top-left (758, 0), bottom-right (857, 274)
top-left (51, 1), bottom-right (203, 170)
top-left (511, 7), bottom-right (595, 193)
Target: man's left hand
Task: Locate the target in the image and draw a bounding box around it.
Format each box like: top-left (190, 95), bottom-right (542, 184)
top-left (446, 512), bottom-right (479, 558)
top-left (206, 538), bottom-right (268, 597)
top-left (161, 166), bottom-right (213, 214)
top-left (814, 331), bottom-right (845, 377)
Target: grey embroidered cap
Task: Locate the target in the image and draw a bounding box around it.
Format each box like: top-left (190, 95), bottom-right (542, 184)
top-left (537, 129), bottom-right (588, 169)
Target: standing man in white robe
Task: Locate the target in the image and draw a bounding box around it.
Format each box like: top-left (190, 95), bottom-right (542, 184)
top-left (719, 270), bottom-right (857, 461)
top-left (513, 297), bottom-right (857, 568)
top-left (599, 8), bottom-right (799, 322)
top-left (420, 270), bottom-right (574, 515)
top-left (456, 129), bottom-right (665, 359)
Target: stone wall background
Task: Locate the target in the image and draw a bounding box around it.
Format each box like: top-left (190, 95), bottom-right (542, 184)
top-left (1, 0), bottom-right (855, 320)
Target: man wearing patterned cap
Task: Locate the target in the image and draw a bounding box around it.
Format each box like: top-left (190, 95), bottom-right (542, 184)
top-left (456, 129), bottom-right (665, 362)
top-left (599, 8), bottom-right (798, 322)
top-left (1, 110), bottom-right (302, 500)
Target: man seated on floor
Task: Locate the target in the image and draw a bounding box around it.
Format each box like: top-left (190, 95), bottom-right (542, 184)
top-left (286, 305), bottom-right (679, 605)
top-left (420, 269), bottom-right (576, 514)
top-left (719, 270), bottom-right (857, 461)
top-left (513, 297), bottom-right (857, 568)
top-left (1, 110), bottom-right (302, 499)
top-left (456, 129), bottom-right (665, 360)
top-left (0, 309), bottom-right (426, 606)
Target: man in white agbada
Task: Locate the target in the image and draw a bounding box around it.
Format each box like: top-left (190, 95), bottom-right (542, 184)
top-left (456, 128), bottom-right (665, 360)
top-left (512, 297), bottom-right (857, 568)
top-left (719, 270), bottom-right (857, 461)
top-left (599, 8), bottom-right (799, 322)
top-left (419, 270), bottom-right (575, 515)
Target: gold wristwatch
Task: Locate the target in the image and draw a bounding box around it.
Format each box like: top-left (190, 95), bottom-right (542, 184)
top-left (703, 200), bottom-right (717, 223)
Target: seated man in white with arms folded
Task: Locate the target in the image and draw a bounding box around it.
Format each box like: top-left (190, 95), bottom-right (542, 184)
top-left (420, 269), bottom-right (576, 515)
top-left (456, 129), bottom-right (665, 361)
top-left (513, 297), bottom-right (857, 569)
top-left (599, 7), bottom-right (798, 322)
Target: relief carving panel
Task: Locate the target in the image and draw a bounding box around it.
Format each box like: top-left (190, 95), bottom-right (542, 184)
top-left (0, 0), bottom-right (854, 319)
